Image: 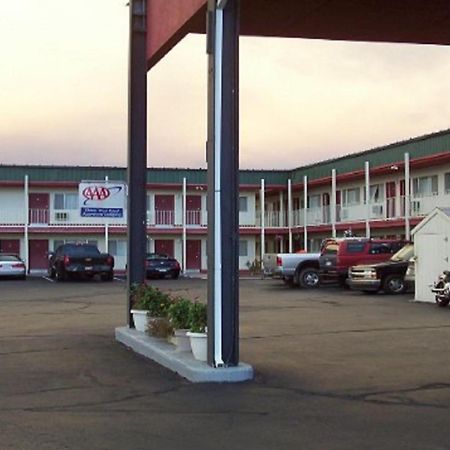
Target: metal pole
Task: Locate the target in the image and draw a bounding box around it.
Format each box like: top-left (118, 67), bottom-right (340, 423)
top-left (182, 177), bottom-right (187, 274)
top-left (288, 178), bottom-right (292, 252)
top-left (24, 175), bottom-right (29, 273)
top-left (365, 161), bottom-right (370, 238)
top-left (331, 169), bottom-right (336, 238)
top-left (127, 0), bottom-right (147, 327)
top-left (104, 175), bottom-right (109, 254)
top-left (260, 178), bottom-right (265, 262)
top-left (404, 152), bottom-right (411, 240)
top-left (206, 0), bottom-right (240, 367)
top-left (303, 175), bottom-right (308, 251)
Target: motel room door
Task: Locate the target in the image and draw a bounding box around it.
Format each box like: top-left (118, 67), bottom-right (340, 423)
top-left (186, 195), bottom-right (202, 225)
top-left (186, 239), bottom-right (201, 270)
top-left (29, 239), bottom-right (49, 270)
top-left (154, 239), bottom-right (174, 258)
top-left (29, 193), bottom-right (50, 224)
top-left (0, 239), bottom-right (20, 254)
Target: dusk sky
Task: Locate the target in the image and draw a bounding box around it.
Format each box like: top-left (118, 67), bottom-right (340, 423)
top-left (2, 0), bottom-right (450, 170)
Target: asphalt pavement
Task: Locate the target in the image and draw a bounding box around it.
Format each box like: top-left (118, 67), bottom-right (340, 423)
top-left (1, 276), bottom-right (450, 450)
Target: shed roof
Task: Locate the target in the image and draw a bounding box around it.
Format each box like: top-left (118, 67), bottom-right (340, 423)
top-left (411, 207), bottom-right (450, 236)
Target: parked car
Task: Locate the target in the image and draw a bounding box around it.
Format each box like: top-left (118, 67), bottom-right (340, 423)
top-left (0, 254), bottom-right (26, 279)
top-left (48, 244), bottom-right (114, 281)
top-left (319, 238), bottom-right (408, 285)
top-left (347, 243), bottom-right (414, 294)
top-left (263, 251), bottom-right (321, 288)
top-left (146, 253), bottom-right (181, 279)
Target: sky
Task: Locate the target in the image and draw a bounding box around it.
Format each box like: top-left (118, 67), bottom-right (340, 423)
top-left (1, 0), bottom-right (450, 170)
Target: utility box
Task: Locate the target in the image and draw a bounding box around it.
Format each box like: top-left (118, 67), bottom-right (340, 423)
top-left (412, 208), bottom-right (450, 302)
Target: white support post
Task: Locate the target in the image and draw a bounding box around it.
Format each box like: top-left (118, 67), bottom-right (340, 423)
top-left (365, 161), bottom-right (370, 238)
top-left (260, 178), bottom-right (265, 262)
top-left (404, 153), bottom-right (411, 240)
top-left (303, 175), bottom-right (308, 252)
top-left (331, 169), bottom-right (337, 238)
top-left (182, 177), bottom-right (187, 273)
top-left (24, 175), bottom-right (29, 272)
top-left (288, 179), bottom-right (293, 252)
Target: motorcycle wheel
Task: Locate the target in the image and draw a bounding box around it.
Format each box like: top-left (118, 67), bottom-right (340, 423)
top-left (434, 281), bottom-right (450, 307)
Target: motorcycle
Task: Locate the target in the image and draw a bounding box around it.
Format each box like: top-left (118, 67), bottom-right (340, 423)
top-left (431, 271), bottom-right (450, 307)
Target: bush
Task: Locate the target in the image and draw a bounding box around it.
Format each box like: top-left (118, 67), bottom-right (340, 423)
top-left (188, 302), bottom-right (207, 333)
top-left (131, 283), bottom-right (172, 318)
top-left (167, 297), bottom-right (192, 330)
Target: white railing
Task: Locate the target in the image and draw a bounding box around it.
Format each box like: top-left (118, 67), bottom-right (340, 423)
top-left (154, 210), bottom-right (174, 226)
top-left (29, 208), bottom-right (49, 224)
top-left (186, 210), bottom-right (201, 225)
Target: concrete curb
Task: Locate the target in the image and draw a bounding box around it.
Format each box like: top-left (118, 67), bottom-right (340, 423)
top-left (115, 326), bottom-right (254, 383)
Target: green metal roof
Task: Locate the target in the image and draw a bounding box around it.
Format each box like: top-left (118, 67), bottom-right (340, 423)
top-left (1, 128), bottom-right (449, 186)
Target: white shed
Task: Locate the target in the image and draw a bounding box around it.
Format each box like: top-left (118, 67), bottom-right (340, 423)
top-left (412, 207), bottom-right (450, 303)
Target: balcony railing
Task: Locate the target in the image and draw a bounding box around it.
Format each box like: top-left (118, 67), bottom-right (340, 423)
top-left (1, 194), bottom-right (449, 229)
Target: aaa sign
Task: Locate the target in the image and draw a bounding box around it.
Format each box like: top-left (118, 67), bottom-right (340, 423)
top-left (79, 182), bottom-right (126, 218)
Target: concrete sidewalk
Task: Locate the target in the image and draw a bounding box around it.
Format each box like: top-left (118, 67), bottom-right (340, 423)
top-left (1, 277), bottom-right (450, 450)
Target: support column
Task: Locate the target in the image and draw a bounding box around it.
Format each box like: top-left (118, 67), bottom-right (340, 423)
top-left (279, 190), bottom-right (284, 227)
top-left (303, 175), bottom-right (308, 252)
top-left (104, 175), bottom-right (109, 254)
top-left (127, 0), bottom-right (147, 327)
top-left (182, 177), bottom-right (187, 274)
top-left (260, 178), bottom-right (265, 262)
top-left (206, 0), bottom-right (240, 367)
top-left (365, 161), bottom-right (370, 238)
top-left (331, 169), bottom-right (336, 238)
top-left (24, 175), bottom-right (29, 272)
top-left (288, 178), bottom-right (292, 252)
top-left (404, 152), bottom-right (411, 240)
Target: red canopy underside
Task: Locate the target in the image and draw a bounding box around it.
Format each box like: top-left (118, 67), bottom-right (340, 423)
top-left (147, 0), bottom-right (450, 68)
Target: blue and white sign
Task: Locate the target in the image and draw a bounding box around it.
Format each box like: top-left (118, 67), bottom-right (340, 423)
top-left (79, 181), bottom-right (126, 218)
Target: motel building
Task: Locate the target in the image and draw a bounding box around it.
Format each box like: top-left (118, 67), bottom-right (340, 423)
top-left (1, 128), bottom-right (450, 274)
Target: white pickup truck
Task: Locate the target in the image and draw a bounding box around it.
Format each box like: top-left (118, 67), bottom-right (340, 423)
top-left (263, 252), bottom-right (321, 288)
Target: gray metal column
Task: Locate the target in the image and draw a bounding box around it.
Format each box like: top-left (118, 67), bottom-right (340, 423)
top-left (206, 0), bottom-right (240, 367)
top-left (127, 0), bottom-right (147, 327)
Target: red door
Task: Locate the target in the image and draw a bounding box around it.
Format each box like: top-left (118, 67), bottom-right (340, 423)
top-left (186, 195), bottom-right (202, 225)
top-left (386, 181), bottom-right (396, 218)
top-left (336, 190), bottom-right (341, 222)
top-left (186, 240), bottom-right (201, 270)
top-left (29, 193), bottom-right (50, 224)
top-left (29, 239), bottom-right (49, 270)
top-left (154, 195), bottom-right (174, 225)
top-left (322, 193), bottom-right (330, 223)
top-left (0, 239), bottom-right (20, 255)
top-left (154, 239), bottom-right (174, 257)
top-left (399, 179), bottom-right (406, 216)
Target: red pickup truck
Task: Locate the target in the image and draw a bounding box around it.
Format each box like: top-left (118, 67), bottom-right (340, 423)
top-left (319, 238), bottom-right (407, 285)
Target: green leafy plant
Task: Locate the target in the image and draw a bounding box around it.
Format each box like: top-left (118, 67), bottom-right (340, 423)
top-left (188, 301), bottom-right (207, 333)
top-left (131, 283), bottom-right (172, 317)
top-left (167, 296), bottom-right (192, 330)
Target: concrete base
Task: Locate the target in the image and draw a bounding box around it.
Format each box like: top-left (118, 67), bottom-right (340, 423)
top-left (115, 326), bottom-right (254, 383)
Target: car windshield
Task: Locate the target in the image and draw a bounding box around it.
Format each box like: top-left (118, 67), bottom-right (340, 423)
top-left (0, 255), bottom-right (20, 262)
top-left (391, 244), bottom-right (414, 262)
top-left (146, 253), bottom-right (169, 260)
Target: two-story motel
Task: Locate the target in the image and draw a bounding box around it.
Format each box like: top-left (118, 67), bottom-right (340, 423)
top-left (1, 128), bottom-right (450, 274)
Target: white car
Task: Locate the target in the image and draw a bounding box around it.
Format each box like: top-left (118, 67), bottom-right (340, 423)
top-left (0, 254), bottom-right (26, 279)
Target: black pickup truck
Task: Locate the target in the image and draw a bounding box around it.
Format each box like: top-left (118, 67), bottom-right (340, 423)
top-left (48, 244), bottom-right (114, 281)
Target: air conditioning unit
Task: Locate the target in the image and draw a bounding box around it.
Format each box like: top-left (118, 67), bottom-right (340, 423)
top-left (371, 205), bottom-right (383, 216)
top-left (55, 211), bottom-right (69, 221)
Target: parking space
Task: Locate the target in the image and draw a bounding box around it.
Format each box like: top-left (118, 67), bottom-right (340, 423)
top-left (1, 277), bottom-right (450, 449)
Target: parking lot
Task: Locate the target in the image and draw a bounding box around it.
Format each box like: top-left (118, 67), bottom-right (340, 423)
top-left (1, 276), bottom-right (450, 449)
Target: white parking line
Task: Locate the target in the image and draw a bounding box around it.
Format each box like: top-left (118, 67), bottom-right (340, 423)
top-left (114, 277), bottom-right (125, 282)
top-left (42, 276), bottom-right (55, 283)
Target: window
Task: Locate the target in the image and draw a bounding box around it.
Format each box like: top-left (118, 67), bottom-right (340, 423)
top-left (109, 240), bottom-right (126, 256)
top-left (54, 193), bottom-right (78, 210)
top-left (239, 240), bottom-right (248, 257)
top-left (342, 188), bottom-right (360, 205)
top-left (146, 194), bottom-right (151, 211)
top-left (369, 243), bottom-right (392, 254)
top-left (445, 173), bottom-right (450, 194)
top-left (307, 194), bottom-right (321, 208)
top-left (364, 184), bottom-right (384, 203)
top-left (412, 175), bottom-right (438, 197)
top-left (239, 196), bottom-right (248, 212)
top-left (346, 242), bottom-right (366, 253)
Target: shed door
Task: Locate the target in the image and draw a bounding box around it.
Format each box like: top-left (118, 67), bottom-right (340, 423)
top-left (415, 234), bottom-right (447, 303)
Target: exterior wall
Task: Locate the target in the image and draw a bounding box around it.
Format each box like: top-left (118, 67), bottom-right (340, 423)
top-left (0, 189), bottom-right (25, 224)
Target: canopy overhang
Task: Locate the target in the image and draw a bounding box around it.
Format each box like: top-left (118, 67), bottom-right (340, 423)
top-left (147, 0), bottom-right (450, 68)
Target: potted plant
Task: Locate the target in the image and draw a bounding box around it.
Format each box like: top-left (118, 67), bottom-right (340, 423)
top-left (167, 296), bottom-right (192, 351)
top-left (186, 301), bottom-right (208, 362)
top-left (130, 284), bottom-right (172, 334)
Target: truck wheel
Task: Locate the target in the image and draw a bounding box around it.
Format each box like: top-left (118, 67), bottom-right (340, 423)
top-left (101, 271), bottom-right (114, 282)
top-left (56, 268), bottom-right (67, 282)
top-left (48, 266), bottom-right (56, 279)
top-left (383, 275), bottom-right (406, 295)
top-left (297, 267), bottom-right (320, 289)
